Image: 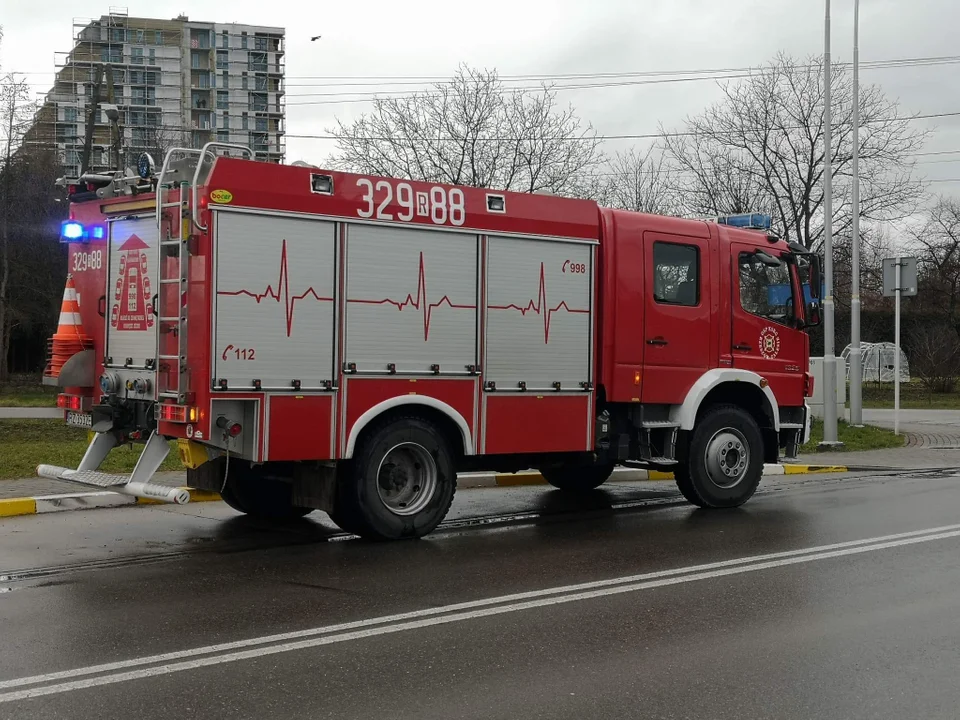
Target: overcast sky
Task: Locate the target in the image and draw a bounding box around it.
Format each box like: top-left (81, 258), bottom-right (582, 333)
top-left (2, 0), bottom-right (958, 198)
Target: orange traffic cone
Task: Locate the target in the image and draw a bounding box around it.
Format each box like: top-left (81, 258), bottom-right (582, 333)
top-left (45, 275), bottom-right (93, 378)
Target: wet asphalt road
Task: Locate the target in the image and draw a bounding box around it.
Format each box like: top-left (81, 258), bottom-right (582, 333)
top-left (2, 471), bottom-right (960, 719)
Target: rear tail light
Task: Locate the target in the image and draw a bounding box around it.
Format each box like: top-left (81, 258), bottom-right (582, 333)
top-left (57, 394), bottom-right (83, 411)
top-left (159, 404), bottom-right (198, 423)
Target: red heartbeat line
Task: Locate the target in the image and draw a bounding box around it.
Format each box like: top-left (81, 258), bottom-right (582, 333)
top-left (488, 262), bottom-right (590, 343)
top-left (347, 252), bottom-right (476, 341)
top-left (217, 238), bottom-right (334, 337)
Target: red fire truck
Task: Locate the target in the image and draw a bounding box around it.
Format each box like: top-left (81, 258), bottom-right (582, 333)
top-left (42, 143), bottom-right (820, 539)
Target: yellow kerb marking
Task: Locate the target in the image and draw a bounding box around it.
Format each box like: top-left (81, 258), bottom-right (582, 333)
top-left (0, 498), bottom-right (37, 517)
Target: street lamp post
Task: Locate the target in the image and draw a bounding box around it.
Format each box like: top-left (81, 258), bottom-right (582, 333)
top-left (819, 0), bottom-right (843, 448)
top-left (849, 0), bottom-right (864, 427)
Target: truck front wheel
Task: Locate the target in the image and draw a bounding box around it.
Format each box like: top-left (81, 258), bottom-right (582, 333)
top-left (675, 405), bottom-right (764, 508)
top-left (334, 416), bottom-right (457, 540)
top-left (539, 462), bottom-right (614, 492)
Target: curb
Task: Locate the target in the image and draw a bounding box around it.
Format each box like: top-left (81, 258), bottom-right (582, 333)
top-left (486, 463), bottom-right (849, 488)
top-left (0, 463), bottom-right (849, 520)
top-left (0, 488), bottom-right (222, 519)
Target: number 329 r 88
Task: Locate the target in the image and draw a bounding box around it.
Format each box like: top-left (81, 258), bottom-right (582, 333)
top-left (356, 178), bottom-right (466, 227)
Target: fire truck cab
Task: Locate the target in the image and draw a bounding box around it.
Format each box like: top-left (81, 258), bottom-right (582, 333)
top-left (42, 144), bottom-right (820, 540)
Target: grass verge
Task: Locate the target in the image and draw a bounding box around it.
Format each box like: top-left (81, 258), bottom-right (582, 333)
top-left (0, 384), bottom-right (58, 408)
top-left (801, 419), bottom-right (904, 454)
top-left (0, 419), bottom-right (183, 481)
top-left (860, 382), bottom-right (960, 410)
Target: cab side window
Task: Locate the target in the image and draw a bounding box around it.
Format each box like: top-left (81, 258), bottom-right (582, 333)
top-left (738, 251), bottom-right (792, 324)
top-left (653, 242), bottom-right (699, 306)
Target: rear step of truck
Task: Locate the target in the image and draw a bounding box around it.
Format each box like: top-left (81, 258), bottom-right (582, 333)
top-left (37, 431), bottom-right (189, 504)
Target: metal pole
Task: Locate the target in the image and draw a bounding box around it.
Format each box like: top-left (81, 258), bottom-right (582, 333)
top-left (894, 257), bottom-right (901, 435)
top-left (106, 65), bottom-right (118, 170)
top-left (849, 0), bottom-right (863, 427)
top-left (80, 67), bottom-right (104, 174)
top-left (820, 0), bottom-right (842, 447)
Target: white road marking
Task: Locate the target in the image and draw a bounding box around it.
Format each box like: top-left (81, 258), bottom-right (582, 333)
top-left (2, 523), bottom-right (960, 703)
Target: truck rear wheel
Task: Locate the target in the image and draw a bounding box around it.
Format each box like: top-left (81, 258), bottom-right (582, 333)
top-left (675, 405), bottom-right (764, 508)
top-left (539, 462), bottom-right (614, 492)
top-left (333, 416), bottom-right (456, 540)
top-left (220, 462), bottom-right (313, 520)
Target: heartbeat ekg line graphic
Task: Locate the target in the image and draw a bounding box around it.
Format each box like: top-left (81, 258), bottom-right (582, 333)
top-left (217, 238), bottom-right (334, 337)
top-left (347, 252), bottom-right (476, 341)
top-left (488, 262), bottom-right (590, 343)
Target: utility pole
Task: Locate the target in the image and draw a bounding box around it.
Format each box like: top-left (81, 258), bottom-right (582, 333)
top-left (80, 67), bottom-right (104, 174)
top-left (819, 0), bottom-right (843, 448)
top-left (849, 0), bottom-right (863, 427)
top-left (105, 64), bottom-right (120, 170)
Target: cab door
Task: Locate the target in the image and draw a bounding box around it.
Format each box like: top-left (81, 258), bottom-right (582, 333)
top-left (641, 233), bottom-right (712, 404)
top-left (730, 244), bottom-right (806, 405)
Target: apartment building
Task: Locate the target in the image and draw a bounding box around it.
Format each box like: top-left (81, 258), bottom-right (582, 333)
top-left (22, 9), bottom-right (285, 176)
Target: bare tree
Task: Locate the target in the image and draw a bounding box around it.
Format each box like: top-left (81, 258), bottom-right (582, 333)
top-left (909, 322), bottom-right (960, 394)
top-left (1, 61), bottom-right (39, 381)
top-left (591, 146), bottom-right (677, 214)
top-left (909, 197), bottom-right (960, 323)
top-left (124, 123), bottom-right (187, 170)
top-left (662, 130), bottom-right (776, 220)
top-left (328, 65), bottom-right (603, 195)
top-left (662, 53), bottom-right (926, 249)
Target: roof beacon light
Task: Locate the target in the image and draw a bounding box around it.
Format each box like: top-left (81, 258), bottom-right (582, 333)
top-left (61, 221), bottom-right (84, 242)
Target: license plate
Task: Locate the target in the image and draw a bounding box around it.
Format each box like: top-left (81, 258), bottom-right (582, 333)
top-left (66, 411), bottom-right (92, 429)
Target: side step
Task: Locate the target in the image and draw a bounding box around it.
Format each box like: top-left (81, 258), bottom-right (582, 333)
top-left (624, 457), bottom-right (678, 468)
top-left (779, 422), bottom-right (805, 462)
top-left (37, 431), bottom-right (189, 505)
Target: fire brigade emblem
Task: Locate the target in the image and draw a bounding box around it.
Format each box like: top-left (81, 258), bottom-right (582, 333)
top-left (111, 234), bottom-right (154, 332)
top-left (759, 326), bottom-right (781, 359)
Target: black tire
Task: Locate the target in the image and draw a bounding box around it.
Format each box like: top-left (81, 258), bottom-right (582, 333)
top-left (219, 461), bottom-right (313, 520)
top-left (539, 462), bottom-right (614, 492)
top-left (333, 416), bottom-right (457, 540)
top-left (674, 404), bottom-right (764, 508)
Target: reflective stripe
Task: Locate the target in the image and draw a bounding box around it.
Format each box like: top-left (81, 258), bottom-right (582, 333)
top-left (58, 311), bottom-right (84, 326)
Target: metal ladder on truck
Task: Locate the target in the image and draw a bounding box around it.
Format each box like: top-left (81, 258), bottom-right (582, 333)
top-left (154, 142), bottom-right (253, 405)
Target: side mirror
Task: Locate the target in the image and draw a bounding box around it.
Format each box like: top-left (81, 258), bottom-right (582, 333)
top-left (806, 300), bottom-right (823, 328)
top-left (808, 255), bottom-right (822, 300)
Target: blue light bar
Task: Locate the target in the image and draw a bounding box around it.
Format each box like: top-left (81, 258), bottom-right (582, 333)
top-left (716, 213), bottom-right (773, 231)
top-left (59, 221), bottom-right (106, 243)
top-left (61, 221), bottom-right (84, 241)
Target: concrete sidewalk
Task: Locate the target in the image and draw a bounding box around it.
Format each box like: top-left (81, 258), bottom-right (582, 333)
top-left (0, 407), bottom-right (61, 419)
top-left (809, 408), bottom-right (960, 469)
top-left (809, 445), bottom-right (960, 470)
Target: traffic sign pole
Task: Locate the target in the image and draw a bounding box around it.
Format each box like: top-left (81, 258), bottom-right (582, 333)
top-left (882, 255), bottom-right (917, 435)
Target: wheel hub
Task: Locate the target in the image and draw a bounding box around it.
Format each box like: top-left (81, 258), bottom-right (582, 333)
top-left (376, 442), bottom-right (438, 516)
top-left (704, 429), bottom-right (749, 489)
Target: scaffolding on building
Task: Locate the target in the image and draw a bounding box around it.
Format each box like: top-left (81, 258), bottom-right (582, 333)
top-left (21, 7), bottom-right (286, 179)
